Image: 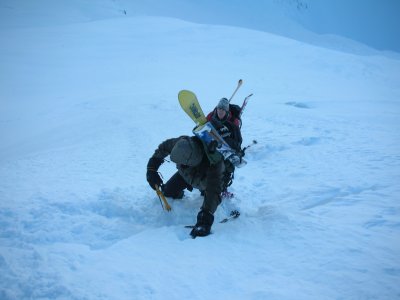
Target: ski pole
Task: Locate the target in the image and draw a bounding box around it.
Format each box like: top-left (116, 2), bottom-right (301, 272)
top-left (155, 185), bottom-right (172, 211)
top-left (242, 140), bottom-right (257, 154)
top-left (228, 79), bottom-right (243, 103)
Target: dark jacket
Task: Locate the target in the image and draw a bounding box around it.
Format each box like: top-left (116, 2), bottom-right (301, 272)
top-left (207, 110), bottom-right (242, 152)
top-left (148, 136), bottom-right (225, 213)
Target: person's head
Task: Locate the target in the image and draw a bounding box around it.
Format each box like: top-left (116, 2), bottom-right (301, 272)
top-left (216, 98), bottom-right (229, 120)
top-left (170, 136), bottom-right (203, 167)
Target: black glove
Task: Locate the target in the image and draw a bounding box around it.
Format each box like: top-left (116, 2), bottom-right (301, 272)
top-left (146, 169), bottom-right (163, 190)
top-left (146, 157), bottom-right (164, 190)
top-left (208, 140), bottom-right (218, 153)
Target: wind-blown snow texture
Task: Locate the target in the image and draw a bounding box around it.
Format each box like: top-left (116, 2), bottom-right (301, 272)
top-left (1, 1), bottom-right (400, 300)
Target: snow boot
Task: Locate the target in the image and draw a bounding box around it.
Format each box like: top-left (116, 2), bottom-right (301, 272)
top-left (190, 210), bottom-right (214, 238)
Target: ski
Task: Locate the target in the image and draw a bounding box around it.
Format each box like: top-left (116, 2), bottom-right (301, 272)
top-left (228, 79), bottom-right (243, 102)
top-left (219, 210), bottom-right (240, 223)
top-left (240, 93), bottom-right (253, 117)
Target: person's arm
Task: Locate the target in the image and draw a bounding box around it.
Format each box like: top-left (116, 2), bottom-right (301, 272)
top-left (223, 122), bottom-right (242, 152)
top-left (146, 137), bottom-right (182, 189)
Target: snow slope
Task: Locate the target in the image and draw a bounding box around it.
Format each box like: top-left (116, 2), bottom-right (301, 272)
top-left (1, 2), bottom-right (400, 300)
top-left (113, 0), bottom-right (400, 54)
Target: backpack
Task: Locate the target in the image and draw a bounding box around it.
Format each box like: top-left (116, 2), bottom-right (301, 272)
top-left (228, 104), bottom-right (242, 128)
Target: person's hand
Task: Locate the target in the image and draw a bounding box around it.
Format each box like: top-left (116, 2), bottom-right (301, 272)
top-left (146, 157), bottom-right (164, 190)
top-left (146, 170), bottom-right (163, 190)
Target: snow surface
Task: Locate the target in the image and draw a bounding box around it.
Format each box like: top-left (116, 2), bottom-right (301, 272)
top-left (1, 1), bottom-right (400, 300)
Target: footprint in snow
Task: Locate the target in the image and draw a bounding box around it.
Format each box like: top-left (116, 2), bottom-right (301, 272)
top-left (285, 101), bottom-right (311, 109)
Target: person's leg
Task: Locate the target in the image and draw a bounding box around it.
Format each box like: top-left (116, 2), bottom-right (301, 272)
top-left (162, 171), bottom-right (189, 199)
top-left (202, 160), bottom-right (225, 214)
top-left (191, 160), bottom-right (225, 238)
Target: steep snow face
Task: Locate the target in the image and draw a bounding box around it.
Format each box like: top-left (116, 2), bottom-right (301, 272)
top-left (293, 0), bottom-right (400, 53)
top-left (1, 2), bottom-right (400, 300)
top-left (1, 0), bottom-right (399, 53)
top-left (116, 0), bottom-right (400, 53)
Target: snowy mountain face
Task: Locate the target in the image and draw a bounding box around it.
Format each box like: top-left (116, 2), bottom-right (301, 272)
top-left (1, 1), bottom-right (400, 300)
top-left (2, 0), bottom-right (400, 54)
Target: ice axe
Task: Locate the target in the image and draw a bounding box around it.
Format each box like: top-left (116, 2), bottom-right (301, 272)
top-left (155, 185), bottom-right (171, 211)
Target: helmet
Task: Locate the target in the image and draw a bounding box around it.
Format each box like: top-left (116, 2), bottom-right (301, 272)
top-left (170, 137), bottom-right (203, 167)
top-left (217, 98), bottom-right (229, 112)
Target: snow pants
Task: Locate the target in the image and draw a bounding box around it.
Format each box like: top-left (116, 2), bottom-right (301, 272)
top-left (164, 160), bottom-right (225, 214)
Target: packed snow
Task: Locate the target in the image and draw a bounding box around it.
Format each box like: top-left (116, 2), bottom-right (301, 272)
top-left (1, 1), bottom-right (400, 299)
